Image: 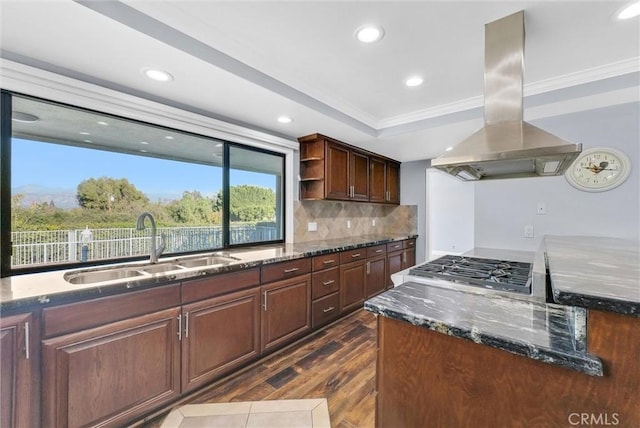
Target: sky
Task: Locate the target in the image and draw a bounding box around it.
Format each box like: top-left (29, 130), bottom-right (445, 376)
top-left (11, 138), bottom-right (276, 200)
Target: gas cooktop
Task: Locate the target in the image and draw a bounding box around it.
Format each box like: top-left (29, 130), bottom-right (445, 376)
top-left (408, 255), bottom-right (533, 295)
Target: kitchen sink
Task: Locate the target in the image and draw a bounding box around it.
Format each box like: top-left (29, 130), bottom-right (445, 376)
top-left (177, 255), bottom-right (239, 268)
top-left (139, 263), bottom-right (184, 274)
top-left (64, 267), bottom-right (144, 285)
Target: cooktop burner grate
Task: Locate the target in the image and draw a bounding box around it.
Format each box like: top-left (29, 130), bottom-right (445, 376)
top-left (408, 255), bottom-right (532, 294)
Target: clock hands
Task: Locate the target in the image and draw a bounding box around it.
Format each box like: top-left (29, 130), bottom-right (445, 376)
top-left (583, 161), bottom-right (614, 174)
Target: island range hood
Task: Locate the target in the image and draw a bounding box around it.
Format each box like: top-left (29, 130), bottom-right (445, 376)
top-left (431, 10), bottom-right (582, 181)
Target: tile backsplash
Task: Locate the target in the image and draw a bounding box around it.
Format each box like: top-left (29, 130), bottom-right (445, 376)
top-left (294, 201), bottom-right (417, 242)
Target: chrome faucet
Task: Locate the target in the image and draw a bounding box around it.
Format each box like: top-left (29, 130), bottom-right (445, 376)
top-left (136, 212), bottom-right (165, 264)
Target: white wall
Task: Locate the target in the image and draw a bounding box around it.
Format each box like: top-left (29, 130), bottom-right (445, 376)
top-left (474, 103), bottom-right (639, 250)
top-left (427, 168), bottom-right (475, 256)
top-left (400, 160), bottom-right (430, 263)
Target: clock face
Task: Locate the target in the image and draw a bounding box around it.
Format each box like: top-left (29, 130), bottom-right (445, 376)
top-left (565, 148), bottom-right (631, 192)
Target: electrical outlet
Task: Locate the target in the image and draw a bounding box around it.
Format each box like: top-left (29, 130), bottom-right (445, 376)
top-left (307, 222), bottom-right (317, 232)
top-left (524, 225), bottom-right (534, 238)
top-left (536, 202), bottom-right (546, 215)
top-left (372, 219), bottom-right (376, 227)
top-left (347, 220), bottom-right (351, 229)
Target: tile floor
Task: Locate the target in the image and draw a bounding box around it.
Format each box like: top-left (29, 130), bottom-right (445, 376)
top-left (159, 398), bottom-right (331, 428)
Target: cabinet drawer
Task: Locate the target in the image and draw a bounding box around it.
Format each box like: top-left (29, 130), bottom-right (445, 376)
top-left (311, 267), bottom-right (340, 299)
top-left (312, 253), bottom-right (340, 271)
top-left (404, 239), bottom-right (416, 249)
top-left (312, 292), bottom-right (340, 329)
top-left (261, 258), bottom-right (311, 283)
top-left (367, 244), bottom-right (386, 258)
top-left (340, 248), bottom-right (366, 263)
top-left (42, 284), bottom-right (181, 338)
top-left (386, 241), bottom-right (404, 252)
top-left (182, 267), bottom-right (260, 304)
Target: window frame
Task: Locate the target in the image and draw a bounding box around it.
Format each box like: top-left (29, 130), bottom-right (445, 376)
top-left (0, 90), bottom-right (286, 277)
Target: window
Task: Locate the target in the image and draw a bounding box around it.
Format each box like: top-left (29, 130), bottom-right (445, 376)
top-left (2, 92), bottom-right (285, 273)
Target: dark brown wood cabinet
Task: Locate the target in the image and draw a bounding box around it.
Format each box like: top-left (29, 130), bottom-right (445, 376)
top-left (340, 260), bottom-right (367, 314)
top-left (181, 287), bottom-right (260, 393)
top-left (1, 312), bottom-right (38, 428)
top-left (260, 274), bottom-right (312, 354)
top-left (298, 133), bottom-right (399, 204)
top-left (42, 307), bottom-right (181, 428)
top-left (366, 255), bottom-right (387, 298)
top-left (386, 239), bottom-right (416, 288)
top-left (311, 254), bottom-right (341, 328)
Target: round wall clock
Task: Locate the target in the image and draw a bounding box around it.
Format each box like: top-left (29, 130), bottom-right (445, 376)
top-left (565, 147), bottom-right (631, 192)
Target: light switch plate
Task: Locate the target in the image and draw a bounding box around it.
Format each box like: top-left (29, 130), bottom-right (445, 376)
top-left (524, 225), bottom-right (534, 238)
top-left (308, 222), bottom-right (317, 232)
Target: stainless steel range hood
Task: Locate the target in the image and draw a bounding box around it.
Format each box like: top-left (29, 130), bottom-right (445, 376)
top-left (431, 10), bottom-right (581, 181)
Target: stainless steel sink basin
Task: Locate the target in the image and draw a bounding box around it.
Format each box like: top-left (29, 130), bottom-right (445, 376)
top-left (64, 268), bottom-right (144, 285)
top-left (177, 256), bottom-right (239, 268)
top-left (139, 264), bottom-right (184, 274)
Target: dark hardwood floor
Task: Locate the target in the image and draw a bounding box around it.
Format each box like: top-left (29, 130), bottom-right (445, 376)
top-left (141, 309), bottom-right (378, 428)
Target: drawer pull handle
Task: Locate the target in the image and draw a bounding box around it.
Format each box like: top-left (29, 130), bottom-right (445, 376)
top-left (351, 253), bottom-right (361, 258)
top-left (322, 280), bottom-right (335, 286)
top-left (323, 306), bottom-right (335, 313)
top-left (284, 267), bottom-right (300, 273)
top-left (375, 249), bottom-right (383, 253)
top-left (323, 259), bottom-right (335, 264)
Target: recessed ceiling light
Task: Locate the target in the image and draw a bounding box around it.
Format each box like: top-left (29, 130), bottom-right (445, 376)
top-left (97, 121), bottom-right (109, 126)
top-left (405, 76), bottom-right (424, 87)
top-left (277, 116), bottom-right (293, 124)
top-left (215, 143), bottom-right (223, 148)
top-left (12, 111), bottom-right (39, 123)
top-left (79, 131), bottom-right (91, 135)
top-left (140, 141), bottom-right (149, 145)
top-left (617, 1), bottom-right (640, 19)
top-left (83, 139), bottom-right (93, 143)
top-left (445, 146), bottom-right (453, 152)
top-left (164, 135), bottom-right (174, 140)
top-left (140, 149), bottom-right (148, 153)
top-left (143, 68), bottom-right (174, 82)
top-left (355, 25), bottom-right (385, 43)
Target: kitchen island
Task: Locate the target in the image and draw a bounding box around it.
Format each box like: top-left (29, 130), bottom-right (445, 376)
top-left (365, 236), bottom-right (639, 428)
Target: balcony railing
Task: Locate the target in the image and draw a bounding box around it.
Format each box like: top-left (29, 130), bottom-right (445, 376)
top-left (10, 225), bottom-right (279, 267)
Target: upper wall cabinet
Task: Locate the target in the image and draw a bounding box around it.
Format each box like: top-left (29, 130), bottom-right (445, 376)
top-left (298, 134), bottom-right (400, 204)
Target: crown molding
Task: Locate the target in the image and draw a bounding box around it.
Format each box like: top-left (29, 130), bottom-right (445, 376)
top-left (377, 57), bottom-right (640, 130)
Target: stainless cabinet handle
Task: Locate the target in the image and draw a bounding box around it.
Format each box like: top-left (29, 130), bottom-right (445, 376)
top-left (351, 253), bottom-right (361, 258)
top-left (366, 261), bottom-right (371, 275)
top-left (263, 291), bottom-right (268, 311)
top-left (375, 249), bottom-right (383, 253)
top-left (322, 280), bottom-right (335, 286)
top-left (322, 306), bottom-right (335, 313)
top-left (284, 267), bottom-right (299, 273)
top-left (403, 251), bottom-right (407, 264)
top-left (24, 322), bottom-right (30, 360)
top-left (184, 312), bottom-right (189, 338)
top-left (177, 314), bottom-right (182, 341)
top-left (322, 259), bottom-right (335, 264)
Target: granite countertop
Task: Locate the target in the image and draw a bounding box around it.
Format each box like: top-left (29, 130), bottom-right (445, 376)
top-left (0, 234), bottom-right (416, 312)
top-left (365, 281), bottom-right (602, 376)
top-left (544, 235), bottom-right (640, 316)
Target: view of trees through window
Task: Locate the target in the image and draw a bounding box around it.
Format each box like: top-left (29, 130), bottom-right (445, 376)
top-left (7, 94), bottom-right (284, 270)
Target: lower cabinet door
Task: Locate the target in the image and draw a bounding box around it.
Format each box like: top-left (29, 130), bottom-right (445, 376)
top-left (261, 274), bottom-right (311, 354)
top-left (365, 255), bottom-right (387, 298)
top-left (386, 251), bottom-right (404, 289)
top-left (340, 260), bottom-right (366, 314)
top-left (1, 312), bottom-right (38, 428)
top-left (182, 287), bottom-right (260, 392)
top-left (42, 307), bottom-right (181, 428)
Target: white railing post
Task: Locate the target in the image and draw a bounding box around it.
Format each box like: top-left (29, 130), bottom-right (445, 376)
top-left (68, 230), bottom-right (77, 262)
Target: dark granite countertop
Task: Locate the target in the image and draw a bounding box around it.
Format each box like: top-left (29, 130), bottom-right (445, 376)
top-left (544, 236), bottom-right (640, 316)
top-left (0, 234), bottom-right (416, 312)
top-left (365, 281), bottom-right (603, 376)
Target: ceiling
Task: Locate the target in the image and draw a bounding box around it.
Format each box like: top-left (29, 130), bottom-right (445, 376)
top-left (1, 1), bottom-right (639, 162)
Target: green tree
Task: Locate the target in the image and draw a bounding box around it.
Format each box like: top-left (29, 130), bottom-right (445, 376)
top-left (167, 191), bottom-right (217, 225)
top-left (76, 177), bottom-right (149, 212)
top-left (219, 185), bottom-right (276, 222)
